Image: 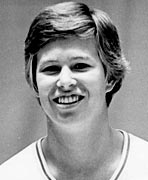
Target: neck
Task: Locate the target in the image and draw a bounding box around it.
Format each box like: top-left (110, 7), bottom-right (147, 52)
top-left (42, 111), bottom-right (123, 179)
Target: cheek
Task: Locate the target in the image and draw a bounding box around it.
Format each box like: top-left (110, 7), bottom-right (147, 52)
top-left (85, 70), bottom-right (106, 100)
top-left (79, 68), bottom-right (105, 87)
top-left (36, 74), bottom-right (55, 97)
top-left (36, 75), bottom-right (55, 115)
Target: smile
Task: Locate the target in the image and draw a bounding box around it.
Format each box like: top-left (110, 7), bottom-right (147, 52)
top-left (53, 95), bottom-right (84, 105)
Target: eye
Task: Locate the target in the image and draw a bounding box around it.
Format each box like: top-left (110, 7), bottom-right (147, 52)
top-left (40, 65), bottom-right (61, 75)
top-left (71, 63), bottom-right (91, 72)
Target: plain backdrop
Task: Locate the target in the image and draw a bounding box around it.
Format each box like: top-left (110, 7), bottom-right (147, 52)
top-left (0, 0), bottom-right (148, 164)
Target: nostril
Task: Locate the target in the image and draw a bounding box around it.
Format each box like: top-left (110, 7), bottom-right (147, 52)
top-left (56, 78), bottom-right (77, 90)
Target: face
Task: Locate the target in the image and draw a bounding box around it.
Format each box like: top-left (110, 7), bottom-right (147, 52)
top-left (36, 38), bottom-right (108, 125)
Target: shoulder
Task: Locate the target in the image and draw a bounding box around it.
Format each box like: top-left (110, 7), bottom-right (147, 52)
top-left (120, 132), bottom-right (148, 180)
top-left (0, 140), bottom-right (44, 180)
top-left (129, 133), bottom-right (148, 156)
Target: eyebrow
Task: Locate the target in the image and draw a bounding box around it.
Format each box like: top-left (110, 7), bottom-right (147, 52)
top-left (38, 55), bottom-right (90, 69)
top-left (70, 56), bottom-right (90, 61)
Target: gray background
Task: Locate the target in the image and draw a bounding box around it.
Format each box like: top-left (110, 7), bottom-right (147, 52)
top-left (0, 0), bottom-right (148, 164)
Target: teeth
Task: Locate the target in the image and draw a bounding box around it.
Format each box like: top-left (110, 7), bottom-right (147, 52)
top-left (56, 95), bottom-right (81, 104)
top-left (69, 96), bottom-right (72, 103)
top-left (65, 97), bottom-right (68, 103)
top-left (59, 98), bottom-right (61, 104)
top-left (73, 96), bottom-right (76, 102)
top-left (61, 97), bottom-right (64, 104)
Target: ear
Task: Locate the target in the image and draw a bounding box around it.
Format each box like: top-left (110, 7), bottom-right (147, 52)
top-left (105, 78), bottom-right (116, 93)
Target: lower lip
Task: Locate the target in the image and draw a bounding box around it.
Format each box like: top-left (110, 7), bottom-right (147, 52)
top-left (54, 98), bottom-right (84, 110)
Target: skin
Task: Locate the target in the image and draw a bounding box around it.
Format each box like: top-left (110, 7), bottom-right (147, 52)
top-left (36, 37), bottom-right (123, 180)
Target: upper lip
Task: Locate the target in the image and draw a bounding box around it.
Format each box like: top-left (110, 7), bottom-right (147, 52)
top-left (52, 92), bottom-right (85, 99)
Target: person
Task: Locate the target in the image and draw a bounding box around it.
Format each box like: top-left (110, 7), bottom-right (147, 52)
top-left (0, 1), bottom-right (148, 180)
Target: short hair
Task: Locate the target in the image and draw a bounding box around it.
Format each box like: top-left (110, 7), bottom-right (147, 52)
top-left (24, 1), bottom-right (129, 107)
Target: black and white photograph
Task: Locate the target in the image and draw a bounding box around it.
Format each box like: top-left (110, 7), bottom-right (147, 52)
top-left (0, 0), bottom-right (148, 179)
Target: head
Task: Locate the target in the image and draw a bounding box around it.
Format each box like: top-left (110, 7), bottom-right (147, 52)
top-left (24, 1), bottom-right (129, 107)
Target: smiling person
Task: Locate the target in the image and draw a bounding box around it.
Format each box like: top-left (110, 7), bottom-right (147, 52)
top-left (1, 1), bottom-right (148, 180)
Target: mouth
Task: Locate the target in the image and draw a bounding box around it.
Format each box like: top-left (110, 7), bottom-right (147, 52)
top-left (53, 94), bottom-right (85, 105)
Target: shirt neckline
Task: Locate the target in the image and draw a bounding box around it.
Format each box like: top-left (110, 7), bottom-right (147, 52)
top-left (36, 130), bottom-right (130, 180)
top-left (36, 137), bottom-right (56, 180)
top-left (109, 130), bottom-right (130, 180)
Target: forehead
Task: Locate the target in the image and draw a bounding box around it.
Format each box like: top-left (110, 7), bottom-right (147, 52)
top-left (37, 37), bottom-right (99, 64)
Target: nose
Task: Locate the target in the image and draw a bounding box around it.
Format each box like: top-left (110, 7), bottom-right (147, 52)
top-left (56, 66), bottom-right (77, 90)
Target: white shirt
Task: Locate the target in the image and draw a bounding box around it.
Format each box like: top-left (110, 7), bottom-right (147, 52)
top-left (0, 130), bottom-right (148, 180)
